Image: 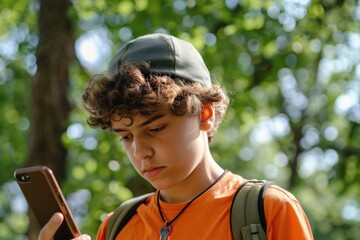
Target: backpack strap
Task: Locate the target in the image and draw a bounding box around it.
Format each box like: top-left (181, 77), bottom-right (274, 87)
top-left (105, 192), bottom-right (154, 240)
top-left (230, 180), bottom-right (272, 240)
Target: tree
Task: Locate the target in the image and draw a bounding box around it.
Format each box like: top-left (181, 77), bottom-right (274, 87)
top-left (26, 0), bottom-right (75, 238)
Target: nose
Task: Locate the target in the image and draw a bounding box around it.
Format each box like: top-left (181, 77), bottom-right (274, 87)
top-left (132, 137), bottom-right (153, 160)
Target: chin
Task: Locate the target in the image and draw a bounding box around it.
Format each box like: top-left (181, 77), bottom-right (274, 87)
top-left (148, 179), bottom-right (175, 191)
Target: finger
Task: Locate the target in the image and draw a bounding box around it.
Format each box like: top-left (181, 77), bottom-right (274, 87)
top-left (38, 212), bottom-right (64, 240)
top-left (73, 234), bottom-right (91, 240)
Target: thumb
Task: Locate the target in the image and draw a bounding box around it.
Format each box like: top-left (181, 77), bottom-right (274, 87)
top-left (38, 212), bottom-right (64, 240)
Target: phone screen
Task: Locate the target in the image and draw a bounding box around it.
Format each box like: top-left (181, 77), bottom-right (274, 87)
top-left (14, 166), bottom-right (80, 239)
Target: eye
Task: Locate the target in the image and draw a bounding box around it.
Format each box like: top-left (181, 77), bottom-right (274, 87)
top-left (149, 125), bottom-right (165, 133)
top-left (120, 134), bottom-right (132, 142)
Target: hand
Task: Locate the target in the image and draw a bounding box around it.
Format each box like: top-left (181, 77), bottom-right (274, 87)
top-left (38, 212), bottom-right (63, 240)
top-left (73, 234), bottom-right (91, 240)
top-left (38, 212), bottom-right (91, 240)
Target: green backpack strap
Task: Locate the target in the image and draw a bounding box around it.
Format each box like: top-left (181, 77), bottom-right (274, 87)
top-left (230, 180), bottom-right (272, 240)
top-left (106, 192), bottom-right (154, 240)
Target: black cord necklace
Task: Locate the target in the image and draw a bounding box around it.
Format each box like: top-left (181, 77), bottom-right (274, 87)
top-left (157, 170), bottom-right (228, 240)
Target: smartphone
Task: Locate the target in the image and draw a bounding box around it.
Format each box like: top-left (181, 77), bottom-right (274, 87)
top-left (14, 166), bottom-right (81, 239)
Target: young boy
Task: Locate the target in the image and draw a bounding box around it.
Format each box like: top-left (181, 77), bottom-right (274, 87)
top-left (39, 33), bottom-right (314, 240)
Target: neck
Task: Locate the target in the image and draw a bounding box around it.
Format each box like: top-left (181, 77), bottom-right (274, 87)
top-left (159, 158), bottom-right (225, 203)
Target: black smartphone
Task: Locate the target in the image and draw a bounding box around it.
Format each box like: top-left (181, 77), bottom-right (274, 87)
top-left (14, 166), bottom-right (81, 239)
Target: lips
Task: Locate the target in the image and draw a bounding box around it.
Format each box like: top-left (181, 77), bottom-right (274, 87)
top-left (142, 166), bottom-right (165, 178)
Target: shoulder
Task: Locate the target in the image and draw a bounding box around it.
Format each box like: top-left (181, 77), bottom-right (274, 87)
top-left (226, 173), bottom-right (298, 206)
top-left (222, 171), bottom-right (247, 188)
top-left (263, 184), bottom-right (303, 217)
top-left (96, 193), bottom-right (155, 240)
top-left (96, 213), bottom-right (112, 240)
top-left (264, 184), bottom-right (303, 217)
top-left (263, 184), bottom-right (314, 239)
top-left (265, 184), bottom-right (299, 204)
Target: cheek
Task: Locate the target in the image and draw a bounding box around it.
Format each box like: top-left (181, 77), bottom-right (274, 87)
top-left (165, 130), bottom-right (203, 167)
top-left (123, 146), bottom-right (142, 172)
top-left (127, 155), bottom-right (143, 176)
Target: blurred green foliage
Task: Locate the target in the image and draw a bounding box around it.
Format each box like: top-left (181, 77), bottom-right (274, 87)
top-left (1, 0), bottom-right (360, 239)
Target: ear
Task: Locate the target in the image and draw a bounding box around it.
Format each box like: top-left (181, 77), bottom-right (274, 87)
top-left (200, 102), bottom-right (215, 131)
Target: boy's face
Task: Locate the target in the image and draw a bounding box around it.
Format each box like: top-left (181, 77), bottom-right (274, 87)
top-left (111, 108), bottom-right (210, 191)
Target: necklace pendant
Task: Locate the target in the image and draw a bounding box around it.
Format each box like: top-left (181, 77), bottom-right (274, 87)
top-left (159, 223), bottom-right (172, 240)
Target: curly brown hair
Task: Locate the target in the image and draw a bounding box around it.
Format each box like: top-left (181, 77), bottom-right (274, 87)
top-left (82, 62), bottom-right (229, 143)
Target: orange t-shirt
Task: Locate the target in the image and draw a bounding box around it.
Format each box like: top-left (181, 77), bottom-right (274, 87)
top-left (96, 172), bottom-right (313, 240)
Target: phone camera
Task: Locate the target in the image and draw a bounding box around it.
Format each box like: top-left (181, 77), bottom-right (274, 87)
top-left (18, 174), bottom-right (30, 182)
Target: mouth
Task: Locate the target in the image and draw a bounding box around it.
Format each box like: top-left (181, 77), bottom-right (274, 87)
top-left (142, 166), bottom-right (165, 178)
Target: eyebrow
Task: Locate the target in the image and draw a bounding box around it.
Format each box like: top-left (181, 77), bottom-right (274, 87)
top-left (112, 113), bottom-right (166, 132)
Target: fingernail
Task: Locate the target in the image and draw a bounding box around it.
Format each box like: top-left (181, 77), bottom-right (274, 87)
top-left (80, 234), bottom-right (91, 240)
top-left (53, 213), bottom-right (64, 224)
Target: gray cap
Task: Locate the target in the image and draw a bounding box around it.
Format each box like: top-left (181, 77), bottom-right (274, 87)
top-left (108, 33), bottom-right (212, 87)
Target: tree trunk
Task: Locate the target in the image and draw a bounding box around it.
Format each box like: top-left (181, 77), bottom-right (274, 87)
top-left (27, 0), bottom-right (75, 239)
